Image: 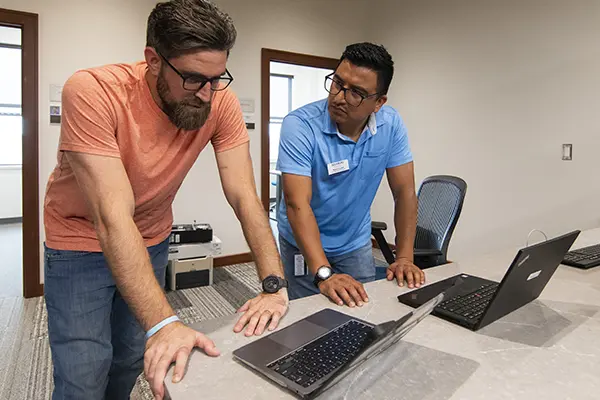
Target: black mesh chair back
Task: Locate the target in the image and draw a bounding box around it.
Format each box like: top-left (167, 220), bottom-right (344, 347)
top-left (414, 175), bottom-right (467, 267)
top-left (372, 175), bottom-right (467, 271)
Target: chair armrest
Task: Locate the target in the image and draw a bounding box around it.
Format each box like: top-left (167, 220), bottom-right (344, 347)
top-left (413, 249), bottom-right (443, 257)
top-left (371, 221), bottom-right (388, 231)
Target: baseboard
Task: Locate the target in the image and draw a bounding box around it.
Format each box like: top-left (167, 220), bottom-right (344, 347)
top-left (214, 252), bottom-right (254, 267)
top-left (0, 217), bottom-right (22, 225)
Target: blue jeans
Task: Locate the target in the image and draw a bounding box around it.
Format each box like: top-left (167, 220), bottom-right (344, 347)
top-left (44, 239), bottom-right (169, 400)
top-left (279, 235), bottom-right (376, 300)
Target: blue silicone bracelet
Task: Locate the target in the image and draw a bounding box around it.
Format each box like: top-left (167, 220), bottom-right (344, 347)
top-left (146, 315), bottom-right (180, 339)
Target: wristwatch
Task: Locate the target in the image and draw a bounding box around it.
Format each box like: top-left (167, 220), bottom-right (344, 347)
top-left (262, 275), bottom-right (288, 294)
top-left (313, 265), bottom-right (333, 288)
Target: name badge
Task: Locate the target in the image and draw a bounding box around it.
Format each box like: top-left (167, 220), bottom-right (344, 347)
top-left (294, 254), bottom-right (306, 276)
top-left (327, 159), bottom-right (349, 176)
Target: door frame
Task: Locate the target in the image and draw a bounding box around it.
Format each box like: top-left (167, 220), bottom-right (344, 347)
top-left (0, 8), bottom-right (41, 298)
top-left (260, 48), bottom-right (339, 211)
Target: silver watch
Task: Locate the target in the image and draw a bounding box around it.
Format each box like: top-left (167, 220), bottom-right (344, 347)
top-left (313, 265), bottom-right (333, 288)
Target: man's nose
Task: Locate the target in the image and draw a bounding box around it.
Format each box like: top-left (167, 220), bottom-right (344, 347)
top-left (333, 89), bottom-right (346, 104)
top-left (195, 84), bottom-right (212, 102)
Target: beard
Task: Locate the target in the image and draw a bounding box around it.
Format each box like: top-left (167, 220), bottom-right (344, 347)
top-left (157, 70), bottom-right (212, 131)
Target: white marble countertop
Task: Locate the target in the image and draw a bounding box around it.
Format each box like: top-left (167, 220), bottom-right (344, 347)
top-left (165, 229), bottom-right (600, 399)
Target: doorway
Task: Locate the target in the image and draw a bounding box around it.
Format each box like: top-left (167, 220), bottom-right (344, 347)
top-left (0, 25), bottom-right (23, 297)
top-left (0, 8), bottom-right (40, 299)
top-left (260, 49), bottom-right (339, 238)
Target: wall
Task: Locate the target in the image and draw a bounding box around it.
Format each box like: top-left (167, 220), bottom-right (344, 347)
top-left (13, 0), bottom-right (589, 279)
top-left (267, 62), bottom-right (332, 200)
top-left (0, 168), bottom-right (21, 218)
top-left (369, 0), bottom-right (600, 260)
top-left (0, 0), bottom-right (370, 280)
top-left (270, 62), bottom-right (331, 113)
top-left (0, 0), bottom-right (159, 280)
top-left (172, 0), bottom-right (371, 255)
top-left (269, 62), bottom-right (332, 162)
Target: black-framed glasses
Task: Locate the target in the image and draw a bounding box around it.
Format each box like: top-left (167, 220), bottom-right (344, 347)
top-left (159, 52), bottom-right (234, 92)
top-left (324, 73), bottom-right (382, 107)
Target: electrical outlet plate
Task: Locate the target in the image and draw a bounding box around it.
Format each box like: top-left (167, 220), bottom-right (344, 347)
top-left (562, 144), bottom-right (572, 160)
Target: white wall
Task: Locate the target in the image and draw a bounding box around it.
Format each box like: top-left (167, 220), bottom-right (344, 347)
top-left (0, 0), bottom-right (159, 280)
top-left (0, 0), bottom-right (371, 280)
top-left (369, 0), bottom-right (600, 260)
top-left (172, 0), bottom-right (371, 255)
top-left (0, 24), bottom-right (20, 44)
top-left (270, 62), bottom-right (331, 113)
top-left (0, 168), bottom-right (21, 219)
top-left (12, 0), bottom-right (590, 280)
top-left (269, 62), bottom-right (332, 164)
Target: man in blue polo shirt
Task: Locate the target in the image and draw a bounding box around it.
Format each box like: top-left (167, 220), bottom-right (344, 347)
top-left (276, 42), bottom-right (425, 306)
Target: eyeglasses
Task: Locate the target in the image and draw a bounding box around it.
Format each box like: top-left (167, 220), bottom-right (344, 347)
top-left (159, 52), bottom-right (234, 92)
top-left (324, 73), bottom-right (382, 107)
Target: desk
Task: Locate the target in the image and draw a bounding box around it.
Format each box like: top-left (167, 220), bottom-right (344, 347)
top-left (165, 229), bottom-right (600, 399)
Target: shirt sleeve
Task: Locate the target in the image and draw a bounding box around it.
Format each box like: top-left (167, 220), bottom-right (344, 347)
top-left (59, 71), bottom-right (120, 158)
top-left (386, 113), bottom-right (413, 169)
top-left (276, 114), bottom-right (314, 177)
top-left (211, 89), bottom-right (250, 153)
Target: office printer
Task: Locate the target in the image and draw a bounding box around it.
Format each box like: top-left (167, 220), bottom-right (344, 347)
top-left (169, 222), bottom-right (213, 244)
top-left (166, 223), bottom-right (221, 291)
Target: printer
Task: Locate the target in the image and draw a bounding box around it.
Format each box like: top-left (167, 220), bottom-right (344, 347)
top-left (169, 222), bottom-right (213, 245)
top-left (166, 223), bottom-right (222, 291)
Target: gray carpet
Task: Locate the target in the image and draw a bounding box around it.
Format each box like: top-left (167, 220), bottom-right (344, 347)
top-left (0, 251), bottom-right (388, 400)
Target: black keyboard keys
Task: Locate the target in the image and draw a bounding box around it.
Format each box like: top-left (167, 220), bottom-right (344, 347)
top-left (437, 282), bottom-right (499, 321)
top-left (267, 320), bottom-right (374, 387)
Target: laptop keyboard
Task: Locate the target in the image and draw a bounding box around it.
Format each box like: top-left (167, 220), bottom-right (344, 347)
top-left (437, 282), bottom-right (499, 321)
top-left (563, 244), bottom-right (600, 268)
top-left (267, 319), bottom-right (374, 388)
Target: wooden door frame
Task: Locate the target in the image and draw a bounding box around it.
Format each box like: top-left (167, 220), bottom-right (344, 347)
top-left (260, 49), bottom-right (340, 210)
top-left (0, 8), bottom-right (41, 298)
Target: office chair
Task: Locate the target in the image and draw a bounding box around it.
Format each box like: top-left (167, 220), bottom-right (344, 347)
top-left (372, 175), bottom-right (467, 275)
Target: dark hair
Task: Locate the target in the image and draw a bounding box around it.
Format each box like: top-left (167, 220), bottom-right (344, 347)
top-left (339, 42), bottom-right (394, 94)
top-left (146, 0), bottom-right (237, 59)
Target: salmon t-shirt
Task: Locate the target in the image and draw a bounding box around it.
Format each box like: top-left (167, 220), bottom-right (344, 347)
top-left (43, 61), bottom-right (249, 251)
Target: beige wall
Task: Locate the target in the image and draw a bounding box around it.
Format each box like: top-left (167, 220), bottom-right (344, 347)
top-left (3, 0), bottom-right (596, 281)
top-left (0, 0), bottom-right (370, 280)
top-left (369, 0), bottom-right (600, 259)
top-left (172, 0), bottom-right (370, 255)
top-left (0, 0), bottom-right (158, 280)
top-left (0, 168), bottom-right (21, 219)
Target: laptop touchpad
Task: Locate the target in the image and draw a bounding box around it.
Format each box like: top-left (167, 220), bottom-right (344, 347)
top-left (269, 320), bottom-right (329, 350)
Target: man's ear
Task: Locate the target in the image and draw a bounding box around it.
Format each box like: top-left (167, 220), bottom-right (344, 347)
top-left (144, 47), bottom-right (161, 77)
top-left (374, 95), bottom-right (387, 113)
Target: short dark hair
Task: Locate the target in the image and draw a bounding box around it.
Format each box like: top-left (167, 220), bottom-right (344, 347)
top-left (146, 0), bottom-right (237, 59)
top-left (339, 42), bottom-right (394, 95)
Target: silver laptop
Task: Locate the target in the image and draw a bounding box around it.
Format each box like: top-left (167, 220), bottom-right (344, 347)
top-left (232, 284), bottom-right (463, 399)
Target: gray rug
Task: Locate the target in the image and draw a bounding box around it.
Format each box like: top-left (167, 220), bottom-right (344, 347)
top-left (0, 249), bottom-right (388, 400)
top-left (0, 263), bottom-right (263, 400)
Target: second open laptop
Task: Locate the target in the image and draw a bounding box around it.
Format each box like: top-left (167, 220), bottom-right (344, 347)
top-left (397, 230), bottom-right (580, 331)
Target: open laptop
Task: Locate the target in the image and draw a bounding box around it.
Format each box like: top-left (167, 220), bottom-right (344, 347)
top-left (233, 283), bottom-right (463, 399)
top-left (397, 230), bottom-right (580, 331)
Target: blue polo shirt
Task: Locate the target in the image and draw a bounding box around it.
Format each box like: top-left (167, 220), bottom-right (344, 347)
top-left (276, 99), bottom-right (413, 256)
